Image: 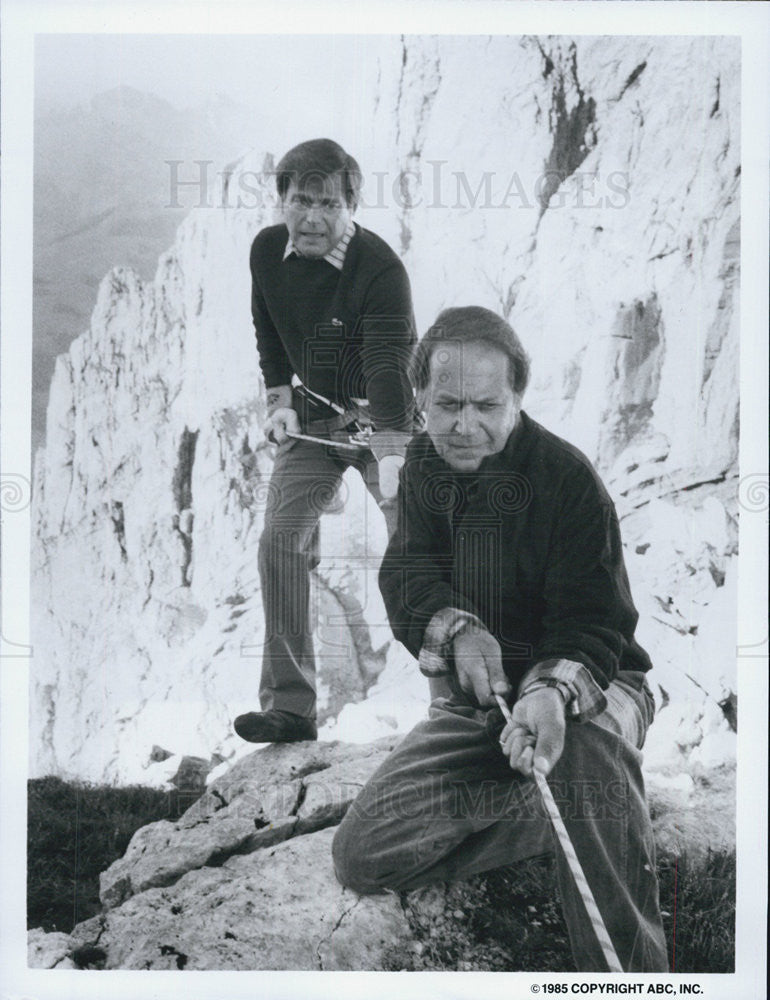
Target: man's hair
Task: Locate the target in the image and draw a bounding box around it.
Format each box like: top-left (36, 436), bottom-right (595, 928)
top-left (275, 139), bottom-right (362, 209)
top-left (411, 306), bottom-right (531, 396)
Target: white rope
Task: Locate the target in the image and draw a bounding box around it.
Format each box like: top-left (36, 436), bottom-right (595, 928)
top-left (495, 694), bottom-right (624, 972)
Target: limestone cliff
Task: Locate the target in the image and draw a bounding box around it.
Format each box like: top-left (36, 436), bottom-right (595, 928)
top-left (31, 35), bottom-right (739, 798)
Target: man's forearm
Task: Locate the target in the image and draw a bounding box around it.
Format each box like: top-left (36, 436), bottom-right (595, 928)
top-left (379, 549), bottom-right (475, 660)
top-left (358, 267), bottom-right (417, 438)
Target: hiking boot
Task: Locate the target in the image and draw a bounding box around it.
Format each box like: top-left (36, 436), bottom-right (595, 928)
top-left (233, 709), bottom-right (318, 743)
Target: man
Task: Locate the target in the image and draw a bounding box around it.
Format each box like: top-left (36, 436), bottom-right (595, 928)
top-left (332, 306), bottom-right (669, 972)
top-left (235, 139), bottom-right (417, 745)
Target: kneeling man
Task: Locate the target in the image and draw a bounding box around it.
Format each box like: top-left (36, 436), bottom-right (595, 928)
top-left (332, 306), bottom-right (668, 972)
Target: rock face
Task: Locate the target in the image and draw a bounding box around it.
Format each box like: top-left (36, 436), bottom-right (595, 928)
top-left (30, 739), bottom-right (414, 971)
top-left (31, 827), bottom-right (409, 971)
top-left (27, 736), bottom-right (734, 971)
top-left (27, 929), bottom-right (79, 970)
top-left (31, 35), bottom-right (739, 802)
top-left (98, 737), bottom-right (398, 909)
top-left (91, 828), bottom-right (408, 971)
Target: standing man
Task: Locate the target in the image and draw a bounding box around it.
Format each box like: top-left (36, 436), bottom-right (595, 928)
top-left (332, 307), bottom-right (669, 972)
top-left (235, 139), bottom-right (417, 745)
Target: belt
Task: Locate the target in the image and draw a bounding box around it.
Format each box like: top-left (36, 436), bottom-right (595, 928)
top-left (305, 412), bottom-right (365, 436)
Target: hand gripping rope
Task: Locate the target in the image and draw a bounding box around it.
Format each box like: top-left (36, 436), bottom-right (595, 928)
top-left (494, 694), bottom-right (623, 973)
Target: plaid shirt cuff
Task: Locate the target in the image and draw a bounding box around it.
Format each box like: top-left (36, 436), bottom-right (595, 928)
top-left (418, 607), bottom-right (487, 677)
top-left (518, 659), bottom-right (607, 723)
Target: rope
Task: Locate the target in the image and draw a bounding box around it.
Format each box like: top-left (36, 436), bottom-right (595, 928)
top-left (494, 694), bottom-right (624, 973)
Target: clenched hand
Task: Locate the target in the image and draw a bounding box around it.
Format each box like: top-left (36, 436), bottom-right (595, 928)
top-left (499, 687), bottom-right (566, 776)
top-left (266, 407), bottom-right (300, 444)
top-left (452, 627), bottom-right (512, 707)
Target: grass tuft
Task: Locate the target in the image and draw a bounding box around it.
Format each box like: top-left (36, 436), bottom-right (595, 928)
top-left (27, 776), bottom-right (186, 933)
top-left (383, 849), bottom-right (736, 972)
top-left (382, 855), bottom-right (573, 972)
top-left (658, 849), bottom-right (735, 973)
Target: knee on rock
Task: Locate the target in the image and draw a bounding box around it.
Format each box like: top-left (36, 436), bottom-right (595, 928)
top-left (331, 817), bottom-right (385, 895)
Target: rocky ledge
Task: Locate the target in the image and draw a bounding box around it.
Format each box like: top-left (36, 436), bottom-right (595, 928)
top-left (28, 734), bottom-right (734, 971)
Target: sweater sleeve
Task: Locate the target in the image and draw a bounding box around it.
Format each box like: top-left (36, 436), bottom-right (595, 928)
top-left (250, 236), bottom-right (293, 390)
top-left (530, 473), bottom-right (641, 691)
top-left (358, 261), bottom-right (416, 433)
top-left (378, 453), bottom-right (481, 658)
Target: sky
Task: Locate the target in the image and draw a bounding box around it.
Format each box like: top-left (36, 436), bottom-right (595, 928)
top-left (35, 33), bottom-right (399, 156)
top-left (27, 32), bottom-right (411, 455)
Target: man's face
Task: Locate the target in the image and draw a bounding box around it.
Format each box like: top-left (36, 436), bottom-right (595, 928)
top-left (423, 340), bottom-right (521, 471)
top-left (282, 171), bottom-right (353, 258)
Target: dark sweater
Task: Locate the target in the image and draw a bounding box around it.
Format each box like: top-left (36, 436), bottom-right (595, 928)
top-left (250, 222), bottom-right (416, 432)
top-left (379, 411), bottom-right (653, 692)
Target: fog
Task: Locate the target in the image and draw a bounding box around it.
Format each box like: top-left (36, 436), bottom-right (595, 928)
top-left (36, 33), bottom-right (396, 155)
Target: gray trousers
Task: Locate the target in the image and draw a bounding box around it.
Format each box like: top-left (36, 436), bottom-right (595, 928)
top-left (332, 678), bottom-right (669, 972)
top-left (258, 437), bottom-right (395, 718)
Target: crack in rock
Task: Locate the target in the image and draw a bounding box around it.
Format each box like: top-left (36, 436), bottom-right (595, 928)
top-left (290, 778), bottom-right (308, 817)
top-left (315, 897), bottom-right (360, 970)
top-left (210, 788), bottom-right (228, 811)
top-left (616, 61), bottom-right (647, 101)
top-left (109, 500), bottom-right (127, 560)
top-left (539, 42), bottom-right (597, 216)
top-left (289, 759), bottom-right (333, 781)
top-left (171, 427), bottom-right (199, 587)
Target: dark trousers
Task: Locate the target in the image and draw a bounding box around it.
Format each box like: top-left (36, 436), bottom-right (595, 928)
top-left (258, 437), bottom-right (395, 718)
top-left (332, 680), bottom-right (669, 972)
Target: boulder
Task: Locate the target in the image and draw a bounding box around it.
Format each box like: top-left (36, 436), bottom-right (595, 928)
top-left (100, 737), bottom-right (396, 908)
top-left (31, 736), bottom-right (735, 971)
top-left (87, 828), bottom-right (408, 971)
top-left (27, 928), bottom-right (78, 969)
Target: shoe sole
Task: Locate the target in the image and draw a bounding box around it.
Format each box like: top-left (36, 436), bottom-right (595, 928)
top-left (234, 714), bottom-right (318, 744)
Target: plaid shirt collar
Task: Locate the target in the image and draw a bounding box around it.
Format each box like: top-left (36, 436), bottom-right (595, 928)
top-left (282, 218), bottom-right (356, 271)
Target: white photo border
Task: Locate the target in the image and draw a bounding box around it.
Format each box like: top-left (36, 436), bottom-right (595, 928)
top-left (2, 2), bottom-right (767, 998)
